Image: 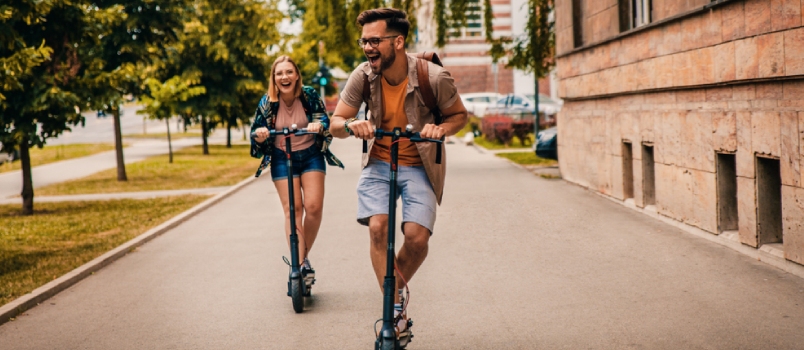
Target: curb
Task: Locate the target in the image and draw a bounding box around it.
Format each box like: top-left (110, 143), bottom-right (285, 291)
top-left (0, 176), bottom-right (258, 325)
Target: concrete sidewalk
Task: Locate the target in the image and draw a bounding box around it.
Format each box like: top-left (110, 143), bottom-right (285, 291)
top-left (2, 137), bottom-right (804, 349)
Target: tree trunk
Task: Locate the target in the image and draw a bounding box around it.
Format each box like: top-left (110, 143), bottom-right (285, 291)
top-left (20, 136), bottom-right (33, 215)
top-left (226, 117), bottom-right (232, 148)
top-left (113, 107), bottom-right (127, 181)
top-left (533, 77), bottom-right (540, 137)
top-left (166, 118), bottom-right (173, 164)
top-left (201, 115), bottom-right (209, 155)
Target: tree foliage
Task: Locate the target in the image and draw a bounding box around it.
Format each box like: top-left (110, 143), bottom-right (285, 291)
top-left (176, 0), bottom-right (281, 153)
top-left (137, 73), bottom-right (205, 162)
top-left (79, 0), bottom-right (192, 181)
top-left (0, 0), bottom-right (124, 214)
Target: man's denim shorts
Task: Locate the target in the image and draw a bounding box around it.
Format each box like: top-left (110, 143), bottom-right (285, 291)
top-left (356, 159), bottom-right (437, 234)
top-left (270, 145), bottom-right (326, 181)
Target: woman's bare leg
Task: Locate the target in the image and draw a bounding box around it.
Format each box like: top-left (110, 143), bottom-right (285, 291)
top-left (299, 171), bottom-right (325, 256)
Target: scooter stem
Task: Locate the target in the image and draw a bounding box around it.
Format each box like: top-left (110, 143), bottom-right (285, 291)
top-left (379, 127), bottom-right (402, 342)
top-left (285, 127), bottom-right (301, 277)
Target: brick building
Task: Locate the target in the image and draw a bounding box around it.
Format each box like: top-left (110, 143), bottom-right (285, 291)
top-left (555, 0), bottom-right (804, 269)
top-left (414, 0), bottom-right (551, 95)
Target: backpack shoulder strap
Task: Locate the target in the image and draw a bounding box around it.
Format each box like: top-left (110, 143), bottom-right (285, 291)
top-left (362, 73), bottom-right (371, 118)
top-left (416, 58), bottom-right (442, 125)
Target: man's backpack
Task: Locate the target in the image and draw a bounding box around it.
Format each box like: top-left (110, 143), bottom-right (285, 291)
top-left (362, 51), bottom-right (444, 125)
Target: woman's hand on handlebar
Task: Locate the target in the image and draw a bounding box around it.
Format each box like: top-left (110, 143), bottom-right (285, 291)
top-left (349, 120), bottom-right (375, 140)
top-left (420, 123), bottom-right (446, 140)
top-left (254, 127), bottom-right (270, 143)
top-left (306, 122), bottom-right (323, 134)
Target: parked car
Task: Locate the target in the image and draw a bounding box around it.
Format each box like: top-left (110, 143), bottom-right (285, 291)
top-left (526, 93), bottom-right (563, 116)
top-left (490, 93), bottom-right (561, 116)
top-left (534, 126), bottom-right (557, 160)
top-left (460, 92), bottom-right (500, 117)
top-left (0, 142), bottom-right (19, 165)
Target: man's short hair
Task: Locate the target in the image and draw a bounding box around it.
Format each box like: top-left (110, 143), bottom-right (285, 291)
top-left (356, 8), bottom-right (410, 39)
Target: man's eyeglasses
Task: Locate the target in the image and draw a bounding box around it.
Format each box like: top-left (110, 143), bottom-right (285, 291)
top-left (356, 35), bottom-right (399, 48)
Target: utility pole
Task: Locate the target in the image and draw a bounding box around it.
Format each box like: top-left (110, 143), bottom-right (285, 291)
top-left (318, 41), bottom-right (325, 99)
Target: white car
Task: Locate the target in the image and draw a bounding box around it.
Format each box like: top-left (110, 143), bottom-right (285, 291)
top-left (490, 93), bottom-right (561, 116)
top-left (526, 93), bottom-right (563, 116)
top-left (460, 92), bottom-right (500, 117)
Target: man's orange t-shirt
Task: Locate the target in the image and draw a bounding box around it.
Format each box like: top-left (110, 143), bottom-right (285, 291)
top-left (369, 76), bottom-right (423, 166)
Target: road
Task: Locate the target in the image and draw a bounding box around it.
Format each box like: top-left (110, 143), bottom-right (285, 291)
top-left (1, 138), bottom-right (804, 349)
top-left (48, 105), bottom-right (167, 145)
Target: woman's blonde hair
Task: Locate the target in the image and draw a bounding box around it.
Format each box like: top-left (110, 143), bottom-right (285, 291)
top-left (267, 55), bottom-right (303, 102)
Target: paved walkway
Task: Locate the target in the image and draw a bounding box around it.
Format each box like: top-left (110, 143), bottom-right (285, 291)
top-left (0, 132), bottom-right (231, 200)
top-left (2, 138), bottom-right (804, 349)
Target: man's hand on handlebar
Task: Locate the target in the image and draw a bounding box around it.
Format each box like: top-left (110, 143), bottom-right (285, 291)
top-left (254, 127), bottom-right (270, 143)
top-left (349, 120), bottom-right (375, 140)
top-left (420, 124), bottom-right (446, 140)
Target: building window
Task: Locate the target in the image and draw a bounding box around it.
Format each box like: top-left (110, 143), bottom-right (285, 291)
top-left (572, 0), bottom-right (583, 47)
top-left (448, 0), bottom-right (485, 39)
top-left (619, 0), bottom-right (651, 31)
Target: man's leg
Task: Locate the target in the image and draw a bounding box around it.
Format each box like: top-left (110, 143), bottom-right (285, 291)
top-left (368, 214), bottom-right (390, 293)
top-left (396, 222), bottom-right (430, 291)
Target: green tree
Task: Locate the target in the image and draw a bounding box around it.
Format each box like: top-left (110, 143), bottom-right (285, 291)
top-left (177, 0), bottom-right (281, 154)
top-left (82, 0), bottom-right (191, 181)
top-left (137, 73), bottom-right (206, 163)
top-left (0, 0), bottom-right (122, 215)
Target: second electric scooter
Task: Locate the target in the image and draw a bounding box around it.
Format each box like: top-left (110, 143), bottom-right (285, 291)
top-left (253, 124), bottom-right (318, 313)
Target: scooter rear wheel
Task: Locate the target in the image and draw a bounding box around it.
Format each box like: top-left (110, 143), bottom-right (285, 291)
top-left (291, 278), bottom-right (304, 313)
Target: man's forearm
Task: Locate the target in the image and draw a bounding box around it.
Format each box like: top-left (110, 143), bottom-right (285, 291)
top-left (330, 116), bottom-right (349, 139)
top-left (439, 111), bottom-right (469, 136)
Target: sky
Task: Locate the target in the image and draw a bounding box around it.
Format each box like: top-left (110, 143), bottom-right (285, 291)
top-left (277, 0), bottom-right (302, 35)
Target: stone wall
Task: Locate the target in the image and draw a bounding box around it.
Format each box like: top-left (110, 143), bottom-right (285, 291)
top-left (557, 81), bottom-right (804, 265)
top-left (555, 0), bottom-right (804, 267)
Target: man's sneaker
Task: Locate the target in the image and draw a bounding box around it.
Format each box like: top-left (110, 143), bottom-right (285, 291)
top-left (394, 305), bottom-right (412, 339)
top-left (301, 258), bottom-right (315, 282)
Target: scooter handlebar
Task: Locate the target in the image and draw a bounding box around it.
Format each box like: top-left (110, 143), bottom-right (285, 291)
top-left (251, 126), bottom-right (318, 140)
top-left (348, 127), bottom-right (444, 164)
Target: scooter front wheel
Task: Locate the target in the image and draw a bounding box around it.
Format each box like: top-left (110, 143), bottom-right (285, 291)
top-left (291, 278), bottom-right (304, 313)
top-left (377, 338), bottom-right (397, 350)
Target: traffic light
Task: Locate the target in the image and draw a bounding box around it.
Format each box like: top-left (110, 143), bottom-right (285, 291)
top-left (314, 66), bottom-right (330, 87)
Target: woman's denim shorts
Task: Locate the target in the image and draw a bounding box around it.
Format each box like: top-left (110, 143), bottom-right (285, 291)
top-left (270, 145), bottom-right (326, 181)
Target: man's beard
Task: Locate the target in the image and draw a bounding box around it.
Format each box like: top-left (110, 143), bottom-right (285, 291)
top-left (373, 49), bottom-right (396, 74)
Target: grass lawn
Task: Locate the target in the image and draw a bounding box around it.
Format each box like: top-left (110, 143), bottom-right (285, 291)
top-left (0, 144), bottom-right (117, 174)
top-left (496, 151), bottom-right (558, 166)
top-left (474, 134), bottom-right (535, 150)
top-left (0, 195), bottom-right (209, 306)
top-left (36, 144), bottom-right (257, 195)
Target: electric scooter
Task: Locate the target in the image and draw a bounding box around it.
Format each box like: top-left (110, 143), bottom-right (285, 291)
top-left (352, 125), bottom-right (443, 350)
top-left (252, 124), bottom-right (318, 313)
